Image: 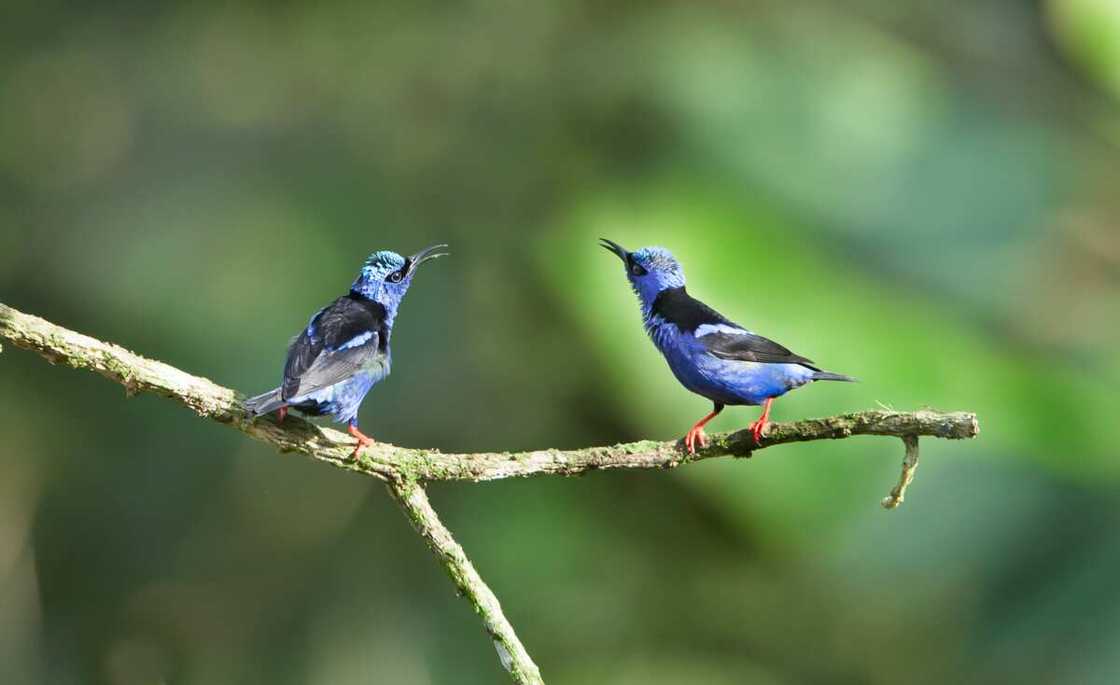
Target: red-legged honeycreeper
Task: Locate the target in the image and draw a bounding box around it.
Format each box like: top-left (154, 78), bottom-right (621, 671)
top-left (245, 244), bottom-right (448, 457)
top-left (600, 239), bottom-right (856, 454)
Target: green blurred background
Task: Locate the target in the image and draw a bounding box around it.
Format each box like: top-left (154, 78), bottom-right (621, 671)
top-left (2, 1), bottom-right (1119, 683)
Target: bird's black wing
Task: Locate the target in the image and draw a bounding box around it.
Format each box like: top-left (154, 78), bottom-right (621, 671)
top-left (651, 287), bottom-right (819, 368)
top-left (281, 295), bottom-right (389, 400)
top-left (698, 326), bottom-right (819, 369)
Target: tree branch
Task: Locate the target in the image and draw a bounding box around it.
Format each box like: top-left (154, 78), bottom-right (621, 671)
top-left (0, 302), bottom-right (979, 684)
top-left (0, 303), bottom-right (979, 481)
top-left (391, 481), bottom-right (543, 684)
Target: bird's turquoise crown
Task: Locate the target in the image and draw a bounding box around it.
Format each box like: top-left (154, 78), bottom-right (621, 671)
top-left (352, 250), bottom-right (409, 301)
top-left (632, 246), bottom-right (682, 273)
top-left (363, 251), bottom-right (407, 272)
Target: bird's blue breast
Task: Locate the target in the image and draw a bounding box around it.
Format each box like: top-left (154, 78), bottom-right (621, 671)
top-left (646, 317), bottom-right (813, 406)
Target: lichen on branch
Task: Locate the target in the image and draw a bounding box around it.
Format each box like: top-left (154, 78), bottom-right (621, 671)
top-left (0, 303), bottom-right (977, 485)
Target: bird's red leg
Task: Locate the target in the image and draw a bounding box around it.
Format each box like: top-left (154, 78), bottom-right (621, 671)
top-left (684, 404), bottom-right (724, 455)
top-left (749, 398), bottom-right (773, 443)
top-left (276, 406), bottom-right (288, 424)
top-left (348, 422), bottom-right (375, 458)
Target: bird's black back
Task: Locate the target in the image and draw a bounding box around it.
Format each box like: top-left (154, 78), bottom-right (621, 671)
top-left (652, 286), bottom-right (819, 369)
top-left (651, 287), bottom-right (734, 333)
top-left (281, 294), bottom-right (389, 400)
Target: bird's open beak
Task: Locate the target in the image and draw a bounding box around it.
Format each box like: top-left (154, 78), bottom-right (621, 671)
top-left (599, 238), bottom-right (630, 264)
top-left (408, 244), bottom-right (450, 273)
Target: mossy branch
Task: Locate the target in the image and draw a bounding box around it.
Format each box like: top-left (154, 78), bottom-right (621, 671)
top-left (0, 302), bottom-right (978, 684)
top-left (391, 481), bottom-right (543, 684)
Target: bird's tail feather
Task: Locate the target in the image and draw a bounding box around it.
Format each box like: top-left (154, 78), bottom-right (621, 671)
top-left (244, 388), bottom-right (285, 416)
top-left (812, 371), bottom-right (858, 383)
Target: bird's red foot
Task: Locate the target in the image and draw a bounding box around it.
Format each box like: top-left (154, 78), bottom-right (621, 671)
top-left (748, 418), bottom-right (768, 443)
top-left (348, 424), bottom-right (375, 459)
top-left (276, 406), bottom-right (288, 424)
top-left (684, 426), bottom-right (710, 454)
top-left (749, 398), bottom-right (774, 444)
top-left (683, 404), bottom-right (724, 455)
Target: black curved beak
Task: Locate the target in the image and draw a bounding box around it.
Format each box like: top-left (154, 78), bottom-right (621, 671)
top-left (408, 244), bottom-right (450, 273)
top-left (599, 238), bottom-right (630, 264)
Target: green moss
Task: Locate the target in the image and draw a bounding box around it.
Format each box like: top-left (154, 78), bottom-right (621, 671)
top-left (394, 454), bottom-right (424, 482)
top-left (423, 459), bottom-right (459, 481)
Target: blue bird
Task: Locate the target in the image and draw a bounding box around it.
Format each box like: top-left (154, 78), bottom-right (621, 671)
top-left (245, 244), bottom-right (448, 457)
top-left (600, 239), bottom-right (855, 454)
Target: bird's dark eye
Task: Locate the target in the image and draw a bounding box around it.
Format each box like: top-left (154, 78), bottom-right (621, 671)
top-left (629, 260), bottom-right (648, 276)
top-left (387, 270), bottom-right (405, 283)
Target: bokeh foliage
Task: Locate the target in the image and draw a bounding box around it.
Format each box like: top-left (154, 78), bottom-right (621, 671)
top-left (1, 1), bottom-right (1118, 683)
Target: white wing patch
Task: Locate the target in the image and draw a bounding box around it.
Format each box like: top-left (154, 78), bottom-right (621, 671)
top-left (695, 323), bottom-right (749, 338)
top-left (335, 330), bottom-right (374, 351)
